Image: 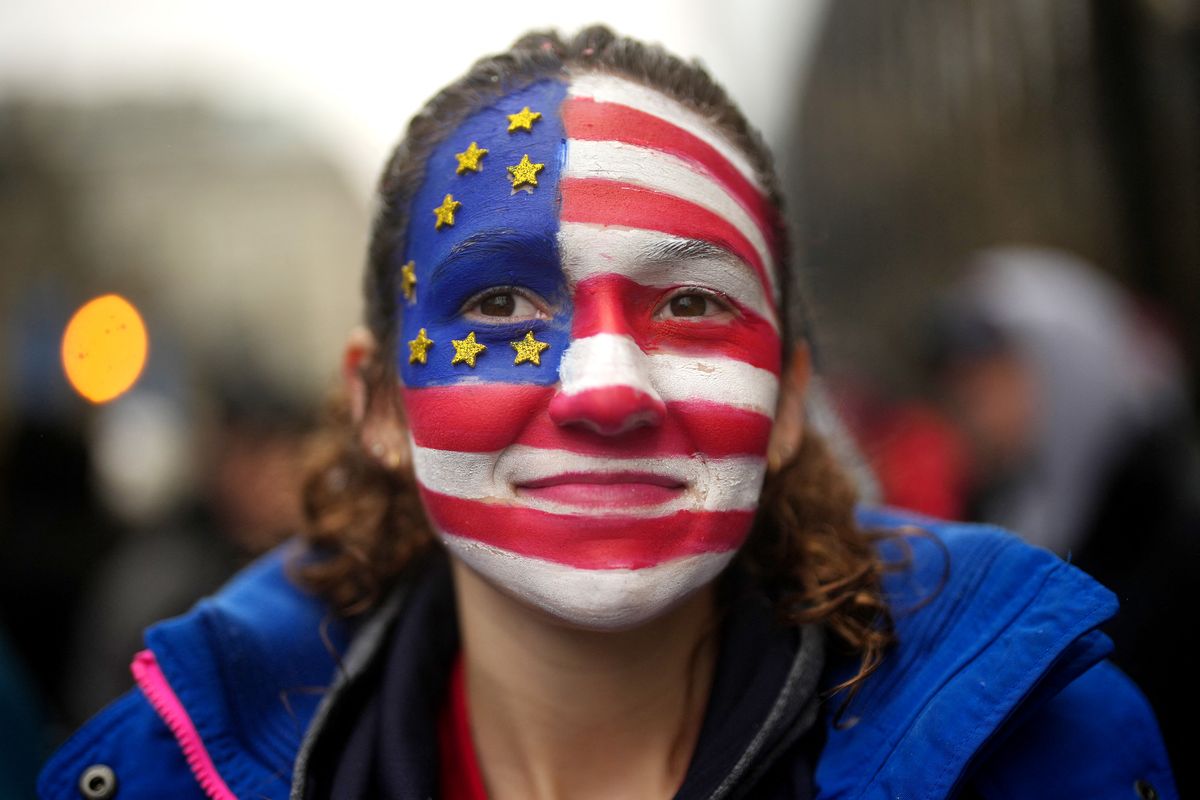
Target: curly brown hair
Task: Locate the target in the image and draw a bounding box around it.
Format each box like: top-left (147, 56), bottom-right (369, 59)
top-left (296, 25), bottom-right (896, 695)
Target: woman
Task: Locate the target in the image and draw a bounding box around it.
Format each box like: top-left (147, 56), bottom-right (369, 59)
top-left (40, 27), bottom-right (1175, 800)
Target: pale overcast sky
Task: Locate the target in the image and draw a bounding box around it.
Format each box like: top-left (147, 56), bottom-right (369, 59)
top-left (0, 0), bottom-right (827, 190)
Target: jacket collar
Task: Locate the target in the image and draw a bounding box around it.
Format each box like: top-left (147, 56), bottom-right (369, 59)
top-left (138, 509), bottom-right (1118, 799)
top-left (815, 508), bottom-right (1118, 798)
top-left (142, 543), bottom-right (352, 798)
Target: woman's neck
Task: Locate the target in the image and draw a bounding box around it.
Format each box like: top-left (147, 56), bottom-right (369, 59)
top-left (450, 560), bottom-right (719, 800)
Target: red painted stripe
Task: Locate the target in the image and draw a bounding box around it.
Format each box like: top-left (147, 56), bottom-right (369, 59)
top-left (560, 179), bottom-right (773, 300)
top-left (404, 385), bottom-right (772, 457)
top-left (421, 487), bottom-right (753, 569)
top-left (570, 274), bottom-right (781, 373)
top-left (562, 97), bottom-right (781, 252)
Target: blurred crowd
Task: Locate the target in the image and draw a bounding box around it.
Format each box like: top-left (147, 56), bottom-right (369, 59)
top-left (835, 248), bottom-right (1200, 791)
top-left (2, 1), bottom-right (1198, 797)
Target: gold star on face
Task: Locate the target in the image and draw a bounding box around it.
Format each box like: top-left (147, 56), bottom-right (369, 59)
top-left (510, 330), bottom-right (550, 366)
top-left (455, 141), bottom-right (488, 174)
top-left (433, 194), bottom-right (462, 230)
top-left (400, 261), bottom-right (417, 302)
top-left (507, 154), bottom-right (545, 190)
top-left (408, 328), bottom-right (434, 365)
top-left (506, 106), bottom-right (542, 133)
top-left (450, 331), bottom-right (487, 367)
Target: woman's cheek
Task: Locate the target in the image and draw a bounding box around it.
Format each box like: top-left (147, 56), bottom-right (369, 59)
top-left (670, 402), bottom-right (775, 459)
top-left (403, 384), bottom-right (555, 452)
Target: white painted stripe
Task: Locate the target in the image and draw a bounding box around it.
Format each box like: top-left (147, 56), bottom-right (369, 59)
top-left (558, 333), bottom-right (779, 416)
top-left (564, 140), bottom-right (777, 298)
top-left (566, 72), bottom-right (765, 195)
top-left (412, 443), bottom-right (767, 517)
top-left (558, 224), bottom-right (778, 329)
top-left (559, 224), bottom-right (779, 330)
top-left (440, 532), bottom-right (736, 630)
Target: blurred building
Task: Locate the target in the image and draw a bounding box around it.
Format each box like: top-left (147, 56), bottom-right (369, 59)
top-left (1, 97), bottom-right (365, 410)
top-left (0, 97), bottom-right (365, 740)
top-left (789, 0), bottom-right (1200, 402)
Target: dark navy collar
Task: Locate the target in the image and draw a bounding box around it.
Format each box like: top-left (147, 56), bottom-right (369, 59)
top-left (301, 554), bottom-right (826, 800)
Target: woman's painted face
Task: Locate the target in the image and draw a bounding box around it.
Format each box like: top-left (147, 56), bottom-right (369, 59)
top-left (397, 74), bottom-right (782, 629)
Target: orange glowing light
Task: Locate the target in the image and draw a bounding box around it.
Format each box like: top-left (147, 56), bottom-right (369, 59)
top-left (61, 294), bottom-right (149, 403)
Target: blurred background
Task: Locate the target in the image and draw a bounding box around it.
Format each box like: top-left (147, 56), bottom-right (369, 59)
top-left (1, 0), bottom-right (1197, 795)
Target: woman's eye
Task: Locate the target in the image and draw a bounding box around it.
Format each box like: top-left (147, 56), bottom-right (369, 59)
top-left (659, 290), bottom-right (733, 321)
top-left (480, 293), bottom-right (516, 316)
top-left (464, 289), bottom-right (546, 322)
top-left (669, 294), bottom-right (709, 317)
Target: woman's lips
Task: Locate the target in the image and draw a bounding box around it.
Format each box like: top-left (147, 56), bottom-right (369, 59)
top-left (515, 472), bottom-right (686, 508)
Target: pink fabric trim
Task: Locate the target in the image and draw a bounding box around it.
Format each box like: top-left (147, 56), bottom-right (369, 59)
top-left (131, 649), bottom-right (238, 800)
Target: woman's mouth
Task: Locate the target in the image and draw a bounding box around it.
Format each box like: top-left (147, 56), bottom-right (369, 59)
top-left (515, 471), bottom-right (687, 509)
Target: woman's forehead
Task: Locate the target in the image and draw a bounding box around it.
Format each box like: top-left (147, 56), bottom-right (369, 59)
top-left (402, 79), bottom-right (569, 280)
top-left (400, 73), bottom-right (780, 309)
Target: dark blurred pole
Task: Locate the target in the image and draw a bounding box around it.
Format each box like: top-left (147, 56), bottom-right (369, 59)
top-left (1091, 0), bottom-right (1163, 295)
top-left (1091, 0), bottom-right (1200, 393)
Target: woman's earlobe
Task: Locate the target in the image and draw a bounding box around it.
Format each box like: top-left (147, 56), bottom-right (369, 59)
top-left (343, 327), bottom-right (411, 470)
top-left (363, 399), bottom-right (411, 470)
top-left (768, 342), bottom-right (813, 471)
top-left (343, 327), bottom-right (376, 424)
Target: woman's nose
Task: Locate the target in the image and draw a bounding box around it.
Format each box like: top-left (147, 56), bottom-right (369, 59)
top-left (549, 334), bottom-right (666, 436)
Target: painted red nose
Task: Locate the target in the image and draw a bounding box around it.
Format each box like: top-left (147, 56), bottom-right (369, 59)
top-left (548, 385), bottom-right (666, 436)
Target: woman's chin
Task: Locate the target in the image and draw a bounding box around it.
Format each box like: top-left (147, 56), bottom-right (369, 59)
top-left (441, 532), bottom-right (736, 631)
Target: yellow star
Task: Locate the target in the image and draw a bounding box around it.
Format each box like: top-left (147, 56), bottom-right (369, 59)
top-left (507, 155), bottom-right (545, 190)
top-left (455, 141), bottom-right (488, 174)
top-left (400, 261), bottom-right (417, 302)
top-left (433, 194), bottom-right (462, 230)
top-left (507, 106), bottom-right (542, 133)
top-left (450, 331), bottom-right (487, 367)
top-left (408, 328), bottom-right (434, 365)
top-left (510, 331), bottom-right (550, 366)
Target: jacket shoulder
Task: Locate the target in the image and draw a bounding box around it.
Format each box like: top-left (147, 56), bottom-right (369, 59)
top-left (818, 508), bottom-right (1144, 797)
top-left (40, 543), bottom-right (350, 800)
top-left (972, 660), bottom-right (1178, 799)
top-left (38, 689), bottom-right (205, 800)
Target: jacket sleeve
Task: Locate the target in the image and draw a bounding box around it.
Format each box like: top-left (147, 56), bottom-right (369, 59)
top-left (969, 660), bottom-right (1177, 800)
top-left (38, 688), bottom-right (206, 800)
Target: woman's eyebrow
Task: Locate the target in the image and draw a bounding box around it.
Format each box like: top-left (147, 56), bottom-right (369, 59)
top-left (637, 238), bottom-right (743, 267)
top-left (430, 229), bottom-right (560, 285)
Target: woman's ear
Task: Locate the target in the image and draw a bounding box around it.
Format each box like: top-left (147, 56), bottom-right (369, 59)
top-left (768, 341), bottom-right (812, 472)
top-left (342, 327), bottom-right (410, 470)
top-left (343, 327), bottom-right (375, 424)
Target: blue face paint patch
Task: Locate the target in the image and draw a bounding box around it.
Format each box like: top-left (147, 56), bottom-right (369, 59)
top-left (398, 79), bottom-right (570, 387)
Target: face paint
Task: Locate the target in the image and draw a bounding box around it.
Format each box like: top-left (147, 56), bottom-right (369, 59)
top-left (397, 74), bottom-right (783, 630)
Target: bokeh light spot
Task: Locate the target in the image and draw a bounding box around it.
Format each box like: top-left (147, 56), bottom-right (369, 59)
top-left (61, 294), bottom-right (149, 403)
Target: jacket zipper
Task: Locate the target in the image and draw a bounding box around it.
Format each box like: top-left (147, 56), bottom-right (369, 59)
top-left (131, 649), bottom-right (239, 800)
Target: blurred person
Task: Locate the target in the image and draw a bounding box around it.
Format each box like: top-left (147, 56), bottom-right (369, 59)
top-left (66, 374), bottom-right (313, 722)
top-left (833, 379), bottom-right (970, 521)
top-left (204, 374), bottom-right (312, 555)
top-left (63, 387), bottom-right (237, 722)
top-left (39, 29), bottom-right (1176, 800)
top-left (928, 245), bottom-right (1200, 788)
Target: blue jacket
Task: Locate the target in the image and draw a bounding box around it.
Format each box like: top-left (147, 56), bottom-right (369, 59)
top-left (39, 509), bottom-right (1177, 799)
